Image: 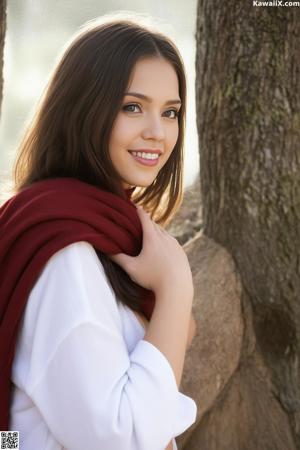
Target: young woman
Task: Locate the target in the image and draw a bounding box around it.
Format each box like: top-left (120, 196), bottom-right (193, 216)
top-left (0, 16), bottom-right (197, 450)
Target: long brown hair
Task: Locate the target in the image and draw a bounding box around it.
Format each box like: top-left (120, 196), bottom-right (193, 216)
top-left (11, 17), bottom-right (187, 313)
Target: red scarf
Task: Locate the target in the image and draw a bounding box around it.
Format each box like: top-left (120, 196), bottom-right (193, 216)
top-left (0, 177), bottom-right (155, 429)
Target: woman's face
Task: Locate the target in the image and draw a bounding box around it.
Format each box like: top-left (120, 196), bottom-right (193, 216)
top-left (109, 57), bottom-right (181, 189)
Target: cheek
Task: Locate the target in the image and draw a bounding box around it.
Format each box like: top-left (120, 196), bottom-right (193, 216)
top-left (110, 116), bottom-right (137, 148)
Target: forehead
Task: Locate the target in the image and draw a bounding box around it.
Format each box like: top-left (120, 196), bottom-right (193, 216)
top-left (126, 57), bottom-right (179, 99)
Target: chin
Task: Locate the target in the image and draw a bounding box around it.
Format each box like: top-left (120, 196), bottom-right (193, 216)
top-left (124, 175), bottom-right (157, 188)
top-left (131, 179), bottom-right (155, 188)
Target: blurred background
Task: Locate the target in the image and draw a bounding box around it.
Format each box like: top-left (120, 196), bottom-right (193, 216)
top-left (0, 0), bottom-right (199, 189)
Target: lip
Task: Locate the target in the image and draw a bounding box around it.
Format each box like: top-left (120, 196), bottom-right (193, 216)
top-left (128, 149), bottom-right (162, 155)
top-left (128, 150), bottom-right (161, 167)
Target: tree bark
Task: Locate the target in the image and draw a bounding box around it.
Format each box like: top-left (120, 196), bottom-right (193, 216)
top-left (0, 0), bottom-right (6, 118)
top-left (192, 1), bottom-right (300, 449)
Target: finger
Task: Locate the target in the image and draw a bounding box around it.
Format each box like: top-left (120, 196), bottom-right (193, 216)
top-left (108, 252), bottom-right (131, 269)
top-left (108, 253), bottom-right (139, 284)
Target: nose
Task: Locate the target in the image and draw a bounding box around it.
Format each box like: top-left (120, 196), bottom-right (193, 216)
top-left (141, 114), bottom-right (165, 142)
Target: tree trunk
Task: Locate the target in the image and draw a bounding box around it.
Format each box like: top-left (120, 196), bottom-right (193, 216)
top-left (0, 0), bottom-right (6, 118)
top-left (190, 1), bottom-right (300, 449)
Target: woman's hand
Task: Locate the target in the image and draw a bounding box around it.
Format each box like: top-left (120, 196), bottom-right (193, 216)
top-left (108, 206), bottom-right (194, 302)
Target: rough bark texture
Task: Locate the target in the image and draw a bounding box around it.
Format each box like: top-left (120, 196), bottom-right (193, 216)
top-left (0, 0), bottom-right (6, 118)
top-left (189, 1), bottom-right (300, 449)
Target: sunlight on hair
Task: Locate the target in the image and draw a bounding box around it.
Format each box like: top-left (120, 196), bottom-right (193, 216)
top-left (52, 12), bottom-right (175, 85)
top-left (78, 11), bottom-right (175, 39)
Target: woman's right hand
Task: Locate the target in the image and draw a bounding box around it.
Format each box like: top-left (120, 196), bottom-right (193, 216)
top-left (108, 206), bottom-right (194, 300)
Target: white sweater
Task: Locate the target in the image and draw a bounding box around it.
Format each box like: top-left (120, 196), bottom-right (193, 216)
top-left (10, 241), bottom-right (197, 450)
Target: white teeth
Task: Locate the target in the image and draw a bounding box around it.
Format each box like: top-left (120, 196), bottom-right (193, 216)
top-left (131, 151), bottom-right (159, 160)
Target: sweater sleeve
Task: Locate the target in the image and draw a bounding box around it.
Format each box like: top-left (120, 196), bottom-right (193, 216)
top-left (18, 242), bottom-right (197, 450)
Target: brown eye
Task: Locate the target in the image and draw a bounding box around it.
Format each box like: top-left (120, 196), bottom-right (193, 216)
top-left (164, 109), bottom-right (179, 119)
top-left (122, 104), bottom-right (141, 113)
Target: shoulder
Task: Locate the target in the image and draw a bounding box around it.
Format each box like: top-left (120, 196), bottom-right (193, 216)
top-left (46, 241), bottom-right (103, 271)
top-left (38, 241), bottom-right (108, 287)
top-left (27, 241), bottom-right (119, 330)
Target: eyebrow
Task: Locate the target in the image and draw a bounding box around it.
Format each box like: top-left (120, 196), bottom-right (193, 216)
top-left (124, 92), bottom-right (182, 106)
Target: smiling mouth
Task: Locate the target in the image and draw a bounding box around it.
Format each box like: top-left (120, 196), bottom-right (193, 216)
top-left (128, 150), bottom-right (160, 166)
top-left (129, 150), bottom-right (160, 160)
